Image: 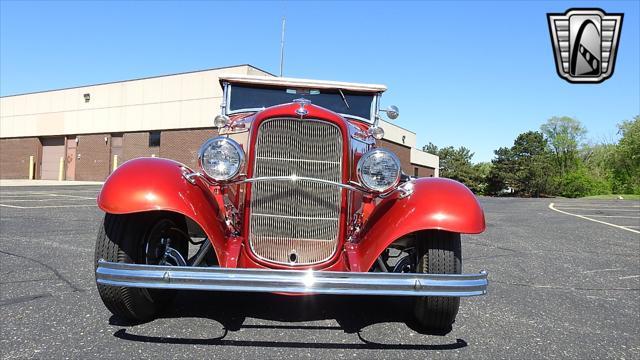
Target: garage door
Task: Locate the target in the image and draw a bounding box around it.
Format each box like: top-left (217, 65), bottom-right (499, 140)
top-left (41, 137), bottom-right (66, 180)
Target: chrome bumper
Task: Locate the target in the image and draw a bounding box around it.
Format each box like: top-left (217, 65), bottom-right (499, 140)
top-left (95, 260), bottom-right (488, 297)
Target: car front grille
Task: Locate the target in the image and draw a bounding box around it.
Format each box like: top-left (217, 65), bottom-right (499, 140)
top-left (249, 118), bottom-right (343, 266)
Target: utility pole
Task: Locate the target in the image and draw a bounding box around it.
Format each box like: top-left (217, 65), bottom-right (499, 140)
top-left (279, 17), bottom-right (286, 77)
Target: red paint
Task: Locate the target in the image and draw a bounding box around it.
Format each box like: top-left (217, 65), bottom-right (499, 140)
top-left (353, 177), bottom-right (485, 271)
top-left (97, 104), bottom-right (486, 275)
top-left (97, 158), bottom-right (228, 263)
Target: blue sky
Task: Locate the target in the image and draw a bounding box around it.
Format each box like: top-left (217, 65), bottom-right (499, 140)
top-left (1, 0), bottom-right (638, 162)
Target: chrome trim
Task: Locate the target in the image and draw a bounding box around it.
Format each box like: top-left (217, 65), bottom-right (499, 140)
top-left (96, 260), bottom-right (489, 297)
top-left (182, 170), bottom-right (200, 185)
top-left (183, 170), bottom-right (397, 197)
top-left (227, 107), bottom-right (375, 124)
top-left (239, 176), bottom-right (365, 193)
top-left (293, 98), bottom-right (310, 117)
top-left (221, 81), bottom-right (229, 116)
top-left (356, 148), bottom-right (401, 193)
top-left (197, 136), bottom-right (246, 182)
top-left (249, 118), bottom-right (343, 265)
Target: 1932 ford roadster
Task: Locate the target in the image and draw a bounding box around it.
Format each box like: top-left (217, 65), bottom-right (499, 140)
top-left (94, 75), bottom-right (488, 332)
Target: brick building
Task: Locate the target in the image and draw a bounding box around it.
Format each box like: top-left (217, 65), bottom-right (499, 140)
top-left (0, 64), bottom-right (438, 181)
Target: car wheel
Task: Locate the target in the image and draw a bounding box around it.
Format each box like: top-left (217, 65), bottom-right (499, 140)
top-left (94, 212), bottom-right (189, 322)
top-left (413, 230), bottom-right (461, 334)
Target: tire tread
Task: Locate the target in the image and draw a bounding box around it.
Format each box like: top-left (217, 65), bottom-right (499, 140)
top-left (414, 230), bottom-right (462, 333)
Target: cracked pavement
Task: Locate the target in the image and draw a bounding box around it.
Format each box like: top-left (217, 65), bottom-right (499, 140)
top-left (0, 186), bottom-right (638, 359)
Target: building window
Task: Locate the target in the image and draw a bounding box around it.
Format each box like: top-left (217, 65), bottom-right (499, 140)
top-left (83, 93), bottom-right (90, 103)
top-left (414, 167), bottom-right (419, 177)
top-left (149, 131), bottom-right (161, 147)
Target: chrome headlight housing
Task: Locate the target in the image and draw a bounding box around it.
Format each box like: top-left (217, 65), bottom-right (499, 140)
top-left (198, 137), bottom-right (245, 181)
top-left (357, 148), bottom-right (401, 193)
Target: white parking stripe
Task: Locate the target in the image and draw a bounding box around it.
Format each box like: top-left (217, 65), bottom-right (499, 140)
top-left (49, 194), bottom-right (96, 200)
top-left (553, 208), bottom-right (640, 212)
top-left (1, 198), bottom-right (96, 202)
top-left (582, 268), bottom-right (622, 273)
top-left (548, 203), bottom-right (640, 234)
top-left (0, 190), bottom-right (99, 195)
top-left (0, 195), bottom-right (53, 198)
top-left (0, 204), bottom-right (97, 209)
top-left (580, 215), bottom-right (640, 219)
top-left (553, 205), bottom-right (640, 209)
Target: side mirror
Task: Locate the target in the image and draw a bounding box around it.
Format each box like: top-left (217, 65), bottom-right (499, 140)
top-left (380, 105), bottom-right (399, 120)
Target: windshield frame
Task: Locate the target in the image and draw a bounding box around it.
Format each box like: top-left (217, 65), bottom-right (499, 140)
top-left (222, 82), bottom-right (380, 124)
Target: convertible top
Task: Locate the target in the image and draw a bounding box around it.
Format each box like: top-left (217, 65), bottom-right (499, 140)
top-left (219, 75), bottom-right (387, 93)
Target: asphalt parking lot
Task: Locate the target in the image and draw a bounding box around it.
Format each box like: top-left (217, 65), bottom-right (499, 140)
top-left (0, 186), bottom-right (638, 359)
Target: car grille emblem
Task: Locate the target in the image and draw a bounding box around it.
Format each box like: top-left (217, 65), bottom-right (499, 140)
top-left (293, 98), bottom-right (311, 117)
top-left (547, 8), bottom-right (623, 83)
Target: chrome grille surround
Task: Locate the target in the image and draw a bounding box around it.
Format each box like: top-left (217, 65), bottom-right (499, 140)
top-left (249, 118), bottom-right (343, 266)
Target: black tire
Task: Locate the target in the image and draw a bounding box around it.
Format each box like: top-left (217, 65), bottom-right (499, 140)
top-left (94, 212), bottom-right (188, 322)
top-left (413, 230), bottom-right (462, 334)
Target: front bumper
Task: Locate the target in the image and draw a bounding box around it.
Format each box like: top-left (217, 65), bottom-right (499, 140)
top-left (96, 260), bottom-right (488, 297)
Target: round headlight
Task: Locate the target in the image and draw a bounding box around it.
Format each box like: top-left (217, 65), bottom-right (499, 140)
top-left (198, 137), bottom-right (245, 181)
top-left (214, 114), bottom-right (230, 128)
top-left (357, 148), bottom-right (401, 193)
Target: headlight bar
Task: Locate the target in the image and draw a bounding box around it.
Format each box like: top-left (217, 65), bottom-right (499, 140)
top-left (182, 169), bottom-right (414, 198)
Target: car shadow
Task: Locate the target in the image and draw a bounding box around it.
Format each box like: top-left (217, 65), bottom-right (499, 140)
top-left (109, 291), bottom-right (467, 351)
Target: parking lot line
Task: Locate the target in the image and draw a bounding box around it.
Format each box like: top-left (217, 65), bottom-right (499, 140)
top-left (548, 203), bottom-right (640, 234)
top-left (556, 203), bottom-right (640, 209)
top-left (0, 190), bottom-right (98, 196)
top-left (1, 198), bottom-right (97, 202)
top-left (581, 215), bottom-right (640, 219)
top-left (0, 204), bottom-right (97, 209)
top-left (0, 195), bottom-right (54, 198)
top-left (551, 207), bottom-right (640, 212)
top-left (49, 194), bottom-right (96, 200)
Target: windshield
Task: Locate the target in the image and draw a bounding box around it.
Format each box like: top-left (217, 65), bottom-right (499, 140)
top-left (227, 84), bottom-right (376, 122)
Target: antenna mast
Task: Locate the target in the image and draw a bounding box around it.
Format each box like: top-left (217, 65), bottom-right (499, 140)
top-left (279, 17), bottom-right (286, 77)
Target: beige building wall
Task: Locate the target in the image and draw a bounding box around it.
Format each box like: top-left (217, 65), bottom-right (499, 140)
top-left (0, 65), bottom-right (271, 138)
top-left (1, 65), bottom-right (437, 172)
top-left (379, 120), bottom-right (438, 171)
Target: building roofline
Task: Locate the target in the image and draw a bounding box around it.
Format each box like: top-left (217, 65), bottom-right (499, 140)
top-left (1, 64), bottom-right (276, 98)
top-left (380, 120), bottom-right (416, 135)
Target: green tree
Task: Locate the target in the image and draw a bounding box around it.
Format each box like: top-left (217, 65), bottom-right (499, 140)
top-left (513, 131), bottom-right (554, 196)
top-left (486, 147), bottom-right (516, 195)
top-left (582, 143), bottom-right (616, 180)
top-left (557, 166), bottom-right (611, 198)
top-left (540, 116), bottom-right (586, 175)
top-left (611, 116), bottom-right (640, 193)
top-left (471, 162), bottom-right (492, 195)
top-left (486, 131), bottom-right (553, 196)
top-left (423, 143), bottom-right (484, 192)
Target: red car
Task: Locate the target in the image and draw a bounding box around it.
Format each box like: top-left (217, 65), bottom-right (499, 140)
top-left (94, 75), bottom-right (488, 332)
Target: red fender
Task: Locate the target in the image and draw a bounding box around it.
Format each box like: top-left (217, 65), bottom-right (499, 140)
top-left (97, 158), bottom-right (228, 264)
top-left (354, 178), bottom-right (485, 271)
